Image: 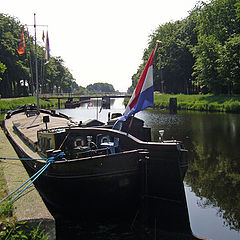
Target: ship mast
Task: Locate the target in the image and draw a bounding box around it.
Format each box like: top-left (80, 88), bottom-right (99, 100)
top-left (34, 13), bottom-right (40, 113)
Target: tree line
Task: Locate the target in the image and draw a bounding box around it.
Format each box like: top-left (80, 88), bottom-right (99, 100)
top-left (129, 0), bottom-right (240, 95)
top-left (0, 13), bottom-right (79, 98)
top-left (0, 14), bottom-right (116, 98)
top-left (2, 0), bottom-right (239, 98)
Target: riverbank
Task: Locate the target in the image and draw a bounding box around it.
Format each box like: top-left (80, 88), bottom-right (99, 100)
top-left (0, 127), bottom-right (55, 239)
top-left (0, 97), bottom-right (64, 121)
top-left (1, 94), bottom-right (240, 118)
top-left (154, 94), bottom-right (240, 112)
top-left (123, 94), bottom-right (240, 113)
top-left (0, 96), bottom-right (59, 112)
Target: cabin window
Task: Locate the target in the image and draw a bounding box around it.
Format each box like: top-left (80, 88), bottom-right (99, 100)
top-left (40, 137), bottom-right (43, 151)
top-left (47, 138), bottom-right (51, 150)
top-left (39, 136), bottom-right (51, 152)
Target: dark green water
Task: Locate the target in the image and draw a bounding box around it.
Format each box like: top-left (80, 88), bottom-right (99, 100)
top-left (138, 110), bottom-right (240, 240)
top-left (58, 101), bottom-right (240, 240)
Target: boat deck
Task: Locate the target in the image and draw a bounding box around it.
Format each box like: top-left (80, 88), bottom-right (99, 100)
top-left (4, 112), bottom-right (71, 159)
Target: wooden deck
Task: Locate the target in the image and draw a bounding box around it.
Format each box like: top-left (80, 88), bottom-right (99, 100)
top-left (4, 112), bottom-right (71, 159)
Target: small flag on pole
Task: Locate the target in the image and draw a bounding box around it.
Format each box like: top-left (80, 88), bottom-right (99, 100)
top-left (87, 101), bottom-right (93, 108)
top-left (42, 30), bottom-right (45, 42)
top-left (45, 31), bottom-right (50, 63)
top-left (18, 31), bottom-right (25, 55)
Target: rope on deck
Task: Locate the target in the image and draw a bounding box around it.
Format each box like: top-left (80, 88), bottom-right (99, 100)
top-left (0, 151), bottom-right (65, 212)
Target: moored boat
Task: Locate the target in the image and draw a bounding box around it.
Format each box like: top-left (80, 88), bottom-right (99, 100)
top-left (3, 37), bottom-right (200, 238)
top-left (4, 105), bottom-right (193, 234)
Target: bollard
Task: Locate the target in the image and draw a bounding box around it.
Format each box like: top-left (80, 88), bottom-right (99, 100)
top-left (58, 98), bottom-right (61, 109)
top-left (169, 97), bottom-right (177, 113)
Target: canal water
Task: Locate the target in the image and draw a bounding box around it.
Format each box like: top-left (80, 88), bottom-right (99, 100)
top-left (57, 98), bottom-right (240, 240)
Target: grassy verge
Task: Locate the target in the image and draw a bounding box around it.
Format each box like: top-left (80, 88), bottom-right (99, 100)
top-left (0, 220), bottom-right (49, 240)
top-left (0, 96), bottom-right (66, 121)
top-left (0, 157), bottom-right (49, 240)
top-left (0, 165), bottom-right (8, 203)
top-left (0, 165), bottom-right (49, 239)
top-left (0, 96), bottom-right (60, 112)
top-left (124, 94), bottom-right (240, 113)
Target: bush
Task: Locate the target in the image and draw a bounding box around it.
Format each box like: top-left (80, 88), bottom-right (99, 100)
top-left (225, 102), bottom-right (240, 113)
top-left (0, 220), bottom-right (49, 240)
top-left (0, 201), bottom-right (13, 218)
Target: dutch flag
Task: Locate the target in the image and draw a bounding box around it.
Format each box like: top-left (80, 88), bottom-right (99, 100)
top-left (113, 43), bottom-right (159, 130)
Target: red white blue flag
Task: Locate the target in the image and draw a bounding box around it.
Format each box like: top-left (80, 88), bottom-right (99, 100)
top-left (87, 101), bottom-right (93, 108)
top-left (120, 45), bottom-right (158, 122)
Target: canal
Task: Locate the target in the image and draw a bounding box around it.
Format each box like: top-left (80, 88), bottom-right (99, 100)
top-left (57, 98), bottom-right (240, 240)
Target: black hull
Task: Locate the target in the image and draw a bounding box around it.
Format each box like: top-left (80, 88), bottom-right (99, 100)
top-left (4, 108), bottom-right (195, 237)
top-left (9, 137), bottom-right (192, 235)
top-left (6, 133), bottom-right (143, 218)
top-left (23, 160), bottom-right (142, 219)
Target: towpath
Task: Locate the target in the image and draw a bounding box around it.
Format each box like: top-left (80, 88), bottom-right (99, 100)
top-left (0, 127), bottom-right (55, 239)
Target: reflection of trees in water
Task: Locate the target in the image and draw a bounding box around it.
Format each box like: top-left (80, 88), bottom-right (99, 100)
top-left (185, 140), bottom-right (240, 231)
top-left (143, 110), bottom-right (240, 231)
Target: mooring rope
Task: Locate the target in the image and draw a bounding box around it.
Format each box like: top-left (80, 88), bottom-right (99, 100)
top-left (0, 151), bottom-right (65, 210)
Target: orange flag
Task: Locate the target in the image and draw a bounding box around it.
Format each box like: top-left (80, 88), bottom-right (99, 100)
top-left (18, 31), bottom-right (25, 55)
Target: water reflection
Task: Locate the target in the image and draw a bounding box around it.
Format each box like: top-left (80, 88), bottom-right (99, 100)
top-left (139, 110), bottom-right (240, 239)
top-left (184, 113), bottom-right (240, 231)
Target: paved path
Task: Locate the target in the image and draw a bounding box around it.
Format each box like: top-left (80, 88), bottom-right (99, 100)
top-left (0, 128), bottom-right (55, 239)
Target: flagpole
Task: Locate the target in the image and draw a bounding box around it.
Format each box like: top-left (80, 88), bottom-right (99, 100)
top-left (96, 98), bottom-right (98, 120)
top-left (34, 13), bottom-right (40, 113)
top-left (113, 40), bottom-right (162, 131)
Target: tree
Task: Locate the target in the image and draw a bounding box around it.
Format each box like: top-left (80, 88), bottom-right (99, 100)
top-left (0, 61), bottom-right (6, 82)
top-left (129, 13), bottom-right (197, 94)
top-left (86, 82), bottom-right (115, 93)
top-left (0, 13), bottom-right (81, 97)
top-left (192, 0), bottom-right (240, 94)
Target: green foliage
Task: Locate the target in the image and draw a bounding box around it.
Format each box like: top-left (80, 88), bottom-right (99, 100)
top-left (0, 13), bottom-right (81, 98)
top-left (129, 9), bottom-right (197, 94)
top-left (0, 61), bottom-right (7, 81)
top-left (192, 0), bottom-right (240, 94)
top-left (86, 82), bottom-right (115, 93)
top-left (152, 93), bottom-right (240, 113)
top-left (0, 96), bottom-right (54, 112)
top-left (0, 220), bottom-right (49, 240)
top-left (129, 0), bottom-right (240, 96)
top-left (0, 201), bottom-right (13, 218)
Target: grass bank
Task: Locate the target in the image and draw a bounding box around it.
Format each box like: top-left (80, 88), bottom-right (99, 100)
top-left (0, 96), bottom-right (60, 112)
top-left (0, 96), bottom-right (65, 121)
top-left (154, 94), bottom-right (240, 112)
top-left (125, 94), bottom-right (240, 113)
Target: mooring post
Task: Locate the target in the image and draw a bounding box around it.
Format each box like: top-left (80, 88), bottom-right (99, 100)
top-left (58, 98), bottom-right (60, 109)
top-left (169, 97), bottom-right (177, 113)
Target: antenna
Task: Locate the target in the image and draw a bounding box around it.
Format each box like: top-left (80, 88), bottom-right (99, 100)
top-left (25, 14), bottom-right (48, 113)
top-left (34, 13), bottom-right (39, 113)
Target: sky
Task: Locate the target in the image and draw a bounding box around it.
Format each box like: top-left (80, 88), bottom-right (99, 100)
top-left (1, 0), bottom-right (198, 92)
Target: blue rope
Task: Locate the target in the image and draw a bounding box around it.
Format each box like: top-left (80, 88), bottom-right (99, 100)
top-left (0, 151), bottom-right (65, 207)
top-left (10, 162), bottom-right (51, 203)
top-left (46, 151), bottom-right (65, 163)
top-left (0, 162), bottom-right (50, 204)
